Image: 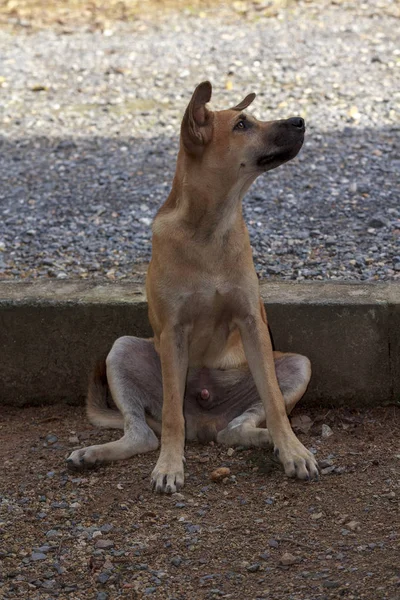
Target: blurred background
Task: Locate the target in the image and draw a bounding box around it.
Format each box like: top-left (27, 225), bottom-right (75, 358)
top-left (0, 0), bottom-right (399, 282)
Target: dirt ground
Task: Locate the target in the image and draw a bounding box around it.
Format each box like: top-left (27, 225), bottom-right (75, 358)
top-left (0, 403), bottom-right (399, 599)
top-left (0, 0), bottom-right (283, 31)
top-left (3, 0), bottom-right (396, 33)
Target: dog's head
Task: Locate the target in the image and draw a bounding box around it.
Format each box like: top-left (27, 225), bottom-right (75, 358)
top-left (181, 81), bottom-right (304, 176)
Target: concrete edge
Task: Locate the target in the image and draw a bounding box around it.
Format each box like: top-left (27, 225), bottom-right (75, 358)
top-left (1, 280), bottom-right (399, 407)
top-left (0, 279), bottom-right (398, 305)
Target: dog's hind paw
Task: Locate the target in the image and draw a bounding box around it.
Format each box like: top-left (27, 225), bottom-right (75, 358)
top-left (66, 446), bottom-right (102, 470)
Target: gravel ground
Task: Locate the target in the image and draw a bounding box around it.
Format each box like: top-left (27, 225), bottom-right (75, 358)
top-left (0, 0), bottom-right (399, 282)
top-left (1, 403), bottom-right (399, 599)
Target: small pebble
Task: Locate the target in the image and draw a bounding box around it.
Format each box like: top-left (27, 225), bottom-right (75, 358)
top-left (321, 466), bottom-right (336, 475)
top-left (51, 501), bottom-right (68, 509)
top-left (336, 553), bottom-right (345, 560)
top-left (259, 552), bottom-right (270, 561)
top-left (321, 424), bottom-right (334, 438)
top-left (368, 215), bottom-right (389, 228)
top-left (45, 434), bottom-right (58, 444)
top-left (318, 458), bottom-right (334, 469)
top-left (171, 492), bottom-right (185, 501)
top-left (31, 553), bottom-right (47, 561)
top-left (334, 466), bottom-right (347, 475)
top-left (310, 512), bottom-right (323, 520)
top-left (95, 539), bottom-right (114, 549)
top-left (45, 530), bottom-right (59, 538)
top-left (323, 581), bottom-right (340, 589)
top-left (280, 552), bottom-right (298, 566)
top-left (247, 563), bottom-right (261, 572)
top-left (210, 467), bottom-right (231, 482)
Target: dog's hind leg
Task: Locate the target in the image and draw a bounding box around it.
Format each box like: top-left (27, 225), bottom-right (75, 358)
top-left (216, 403), bottom-right (270, 448)
top-left (217, 353), bottom-right (311, 448)
top-left (67, 337), bottom-right (163, 469)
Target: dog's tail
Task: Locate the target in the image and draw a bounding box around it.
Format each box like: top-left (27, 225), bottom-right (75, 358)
top-left (86, 359), bottom-right (124, 430)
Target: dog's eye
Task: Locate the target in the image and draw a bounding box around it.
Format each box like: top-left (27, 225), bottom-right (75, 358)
top-left (234, 120), bottom-right (246, 130)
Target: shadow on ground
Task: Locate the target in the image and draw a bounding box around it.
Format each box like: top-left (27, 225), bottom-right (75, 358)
top-left (0, 125), bottom-right (399, 280)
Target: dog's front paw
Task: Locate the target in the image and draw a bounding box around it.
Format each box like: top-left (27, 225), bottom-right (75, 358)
top-left (151, 452), bottom-right (185, 494)
top-left (274, 434), bottom-right (319, 481)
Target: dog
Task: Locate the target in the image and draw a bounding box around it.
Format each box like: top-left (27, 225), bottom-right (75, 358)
top-left (67, 81), bottom-right (318, 493)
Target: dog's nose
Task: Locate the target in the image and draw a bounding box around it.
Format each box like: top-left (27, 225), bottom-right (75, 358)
top-left (287, 117), bottom-right (305, 130)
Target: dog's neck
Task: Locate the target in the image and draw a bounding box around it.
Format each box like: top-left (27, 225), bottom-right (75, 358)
top-left (158, 150), bottom-right (257, 241)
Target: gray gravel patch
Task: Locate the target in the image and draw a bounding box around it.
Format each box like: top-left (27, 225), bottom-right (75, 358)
top-left (0, 0), bottom-right (399, 282)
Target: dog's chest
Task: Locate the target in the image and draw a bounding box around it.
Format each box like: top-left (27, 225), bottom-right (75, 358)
top-left (178, 281), bottom-right (231, 320)
top-left (176, 284), bottom-right (243, 365)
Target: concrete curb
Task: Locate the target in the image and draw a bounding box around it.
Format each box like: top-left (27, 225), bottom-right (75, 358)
top-left (1, 280), bottom-right (399, 407)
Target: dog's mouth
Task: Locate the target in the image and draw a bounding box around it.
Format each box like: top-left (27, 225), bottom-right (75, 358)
top-left (256, 141), bottom-right (303, 169)
top-left (256, 148), bottom-right (296, 167)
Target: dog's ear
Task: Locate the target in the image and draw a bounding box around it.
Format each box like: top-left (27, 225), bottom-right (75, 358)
top-left (231, 92), bottom-right (256, 111)
top-left (181, 81), bottom-right (213, 154)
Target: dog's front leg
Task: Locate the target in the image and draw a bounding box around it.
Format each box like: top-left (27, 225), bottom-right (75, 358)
top-left (236, 313), bottom-right (318, 480)
top-left (151, 326), bottom-right (188, 493)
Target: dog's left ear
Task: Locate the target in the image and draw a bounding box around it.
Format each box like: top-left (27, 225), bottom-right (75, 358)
top-left (231, 92), bottom-right (256, 111)
top-left (181, 81), bottom-right (214, 154)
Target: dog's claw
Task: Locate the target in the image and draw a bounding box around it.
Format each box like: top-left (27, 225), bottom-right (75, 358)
top-left (274, 436), bottom-right (319, 482)
top-left (152, 472), bottom-right (183, 494)
top-left (151, 455), bottom-right (185, 494)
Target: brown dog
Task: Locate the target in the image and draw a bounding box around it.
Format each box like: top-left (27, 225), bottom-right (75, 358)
top-left (67, 82), bottom-right (318, 493)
